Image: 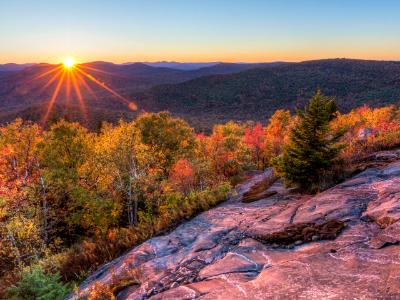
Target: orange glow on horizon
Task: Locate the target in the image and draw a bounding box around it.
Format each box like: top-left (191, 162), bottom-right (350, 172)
top-left (3, 45), bottom-right (400, 65)
top-left (22, 47), bottom-right (400, 65)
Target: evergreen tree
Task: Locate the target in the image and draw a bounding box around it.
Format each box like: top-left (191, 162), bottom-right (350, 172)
top-left (6, 266), bottom-right (71, 300)
top-left (273, 90), bottom-right (343, 192)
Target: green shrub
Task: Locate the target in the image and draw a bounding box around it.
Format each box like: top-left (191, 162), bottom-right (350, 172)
top-left (6, 266), bottom-right (71, 300)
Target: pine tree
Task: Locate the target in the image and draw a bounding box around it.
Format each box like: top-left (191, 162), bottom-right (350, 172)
top-left (273, 90), bottom-right (343, 192)
top-left (6, 266), bottom-right (71, 300)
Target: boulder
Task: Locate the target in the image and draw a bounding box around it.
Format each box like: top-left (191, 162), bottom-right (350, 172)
top-left (358, 127), bottom-right (374, 140)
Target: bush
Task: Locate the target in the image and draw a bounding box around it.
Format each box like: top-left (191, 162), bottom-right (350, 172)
top-left (6, 266), bottom-right (71, 300)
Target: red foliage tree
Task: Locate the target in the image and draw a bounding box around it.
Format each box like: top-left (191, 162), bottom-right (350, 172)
top-left (244, 123), bottom-right (265, 169)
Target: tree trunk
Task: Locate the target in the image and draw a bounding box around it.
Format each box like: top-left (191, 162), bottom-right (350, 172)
top-left (133, 194), bottom-right (138, 225)
top-left (127, 180), bottom-right (134, 227)
top-left (130, 157), bottom-right (139, 226)
top-left (8, 232), bottom-right (22, 266)
top-left (39, 174), bottom-right (48, 244)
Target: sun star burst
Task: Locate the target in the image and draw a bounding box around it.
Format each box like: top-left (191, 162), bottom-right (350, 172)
top-left (31, 56), bottom-right (138, 125)
top-left (63, 57), bottom-right (75, 69)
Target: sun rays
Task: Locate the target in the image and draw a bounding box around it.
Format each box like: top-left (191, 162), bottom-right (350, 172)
top-left (33, 57), bottom-right (137, 125)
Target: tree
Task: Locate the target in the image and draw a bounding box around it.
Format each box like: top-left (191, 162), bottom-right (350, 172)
top-left (36, 120), bottom-right (94, 238)
top-left (273, 91), bottom-right (343, 192)
top-left (90, 121), bottom-right (149, 227)
top-left (135, 112), bottom-right (195, 175)
top-left (168, 159), bottom-right (195, 196)
top-left (207, 121), bottom-right (250, 177)
top-left (0, 120), bottom-right (44, 273)
top-left (264, 109), bottom-right (292, 163)
top-left (243, 122), bottom-right (265, 169)
top-left (6, 266), bottom-right (70, 300)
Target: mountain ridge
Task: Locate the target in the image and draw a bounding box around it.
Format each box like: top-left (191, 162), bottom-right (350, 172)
top-left (1, 59), bottom-right (400, 129)
top-left (134, 58), bottom-right (400, 128)
top-left (0, 61), bottom-right (287, 127)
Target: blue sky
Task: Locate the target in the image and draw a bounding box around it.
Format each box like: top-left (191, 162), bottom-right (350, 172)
top-left (1, 0), bottom-right (399, 63)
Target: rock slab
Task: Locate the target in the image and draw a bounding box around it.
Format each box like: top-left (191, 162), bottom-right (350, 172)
top-left (70, 155), bottom-right (400, 299)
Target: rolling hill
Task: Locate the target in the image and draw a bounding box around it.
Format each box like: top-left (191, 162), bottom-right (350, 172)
top-left (0, 63), bottom-right (35, 73)
top-left (0, 61), bottom-right (280, 127)
top-left (134, 59), bottom-right (400, 129)
top-left (1, 59), bottom-right (400, 130)
top-left (142, 62), bottom-right (219, 70)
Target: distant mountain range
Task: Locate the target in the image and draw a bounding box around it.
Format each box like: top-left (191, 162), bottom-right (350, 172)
top-left (1, 59), bottom-right (400, 130)
top-left (0, 63), bottom-right (35, 72)
top-left (0, 61), bottom-right (283, 72)
top-left (141, 62), bottom-right (219, 70)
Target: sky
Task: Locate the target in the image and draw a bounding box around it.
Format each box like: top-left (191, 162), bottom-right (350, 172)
top-left (1, 0), bottom-right (400, 64)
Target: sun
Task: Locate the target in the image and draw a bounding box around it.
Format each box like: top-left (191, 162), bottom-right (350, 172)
top-left (63, 57), bottom-right (75, 69)
top-left (34, 55), bottom-right (137, 125)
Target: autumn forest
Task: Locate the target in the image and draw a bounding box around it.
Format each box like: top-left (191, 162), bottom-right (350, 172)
top-left (2, 89), bottom-right (400, 298)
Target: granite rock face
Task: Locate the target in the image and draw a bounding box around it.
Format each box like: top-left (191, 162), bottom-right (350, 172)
top-left (70, 152), bottom-right (400, 299)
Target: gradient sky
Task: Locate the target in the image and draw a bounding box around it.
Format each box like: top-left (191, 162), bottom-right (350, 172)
top-left (1, 0), bottom-right (400, 64)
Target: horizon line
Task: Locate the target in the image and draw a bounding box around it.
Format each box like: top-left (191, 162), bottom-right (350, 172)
top-left (1, 57), bottom-right (400, 66)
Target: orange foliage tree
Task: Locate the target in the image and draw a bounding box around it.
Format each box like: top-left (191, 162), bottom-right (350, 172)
top-left (168, 159), bottom-right (195, 195)
top-left (264, 109), bottom-right (292, 163)
top-left (206, 122), bottom-right (250, 177)
top-left (331, 105), bottom-right (400, 159)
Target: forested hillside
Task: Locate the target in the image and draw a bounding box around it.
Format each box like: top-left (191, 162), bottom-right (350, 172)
top-left (2, 59), bottom-right (400, 131)
top-left (0, 62), bottom-right (283, 129)
top-left (137, 59), bottom-right (400, 129)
